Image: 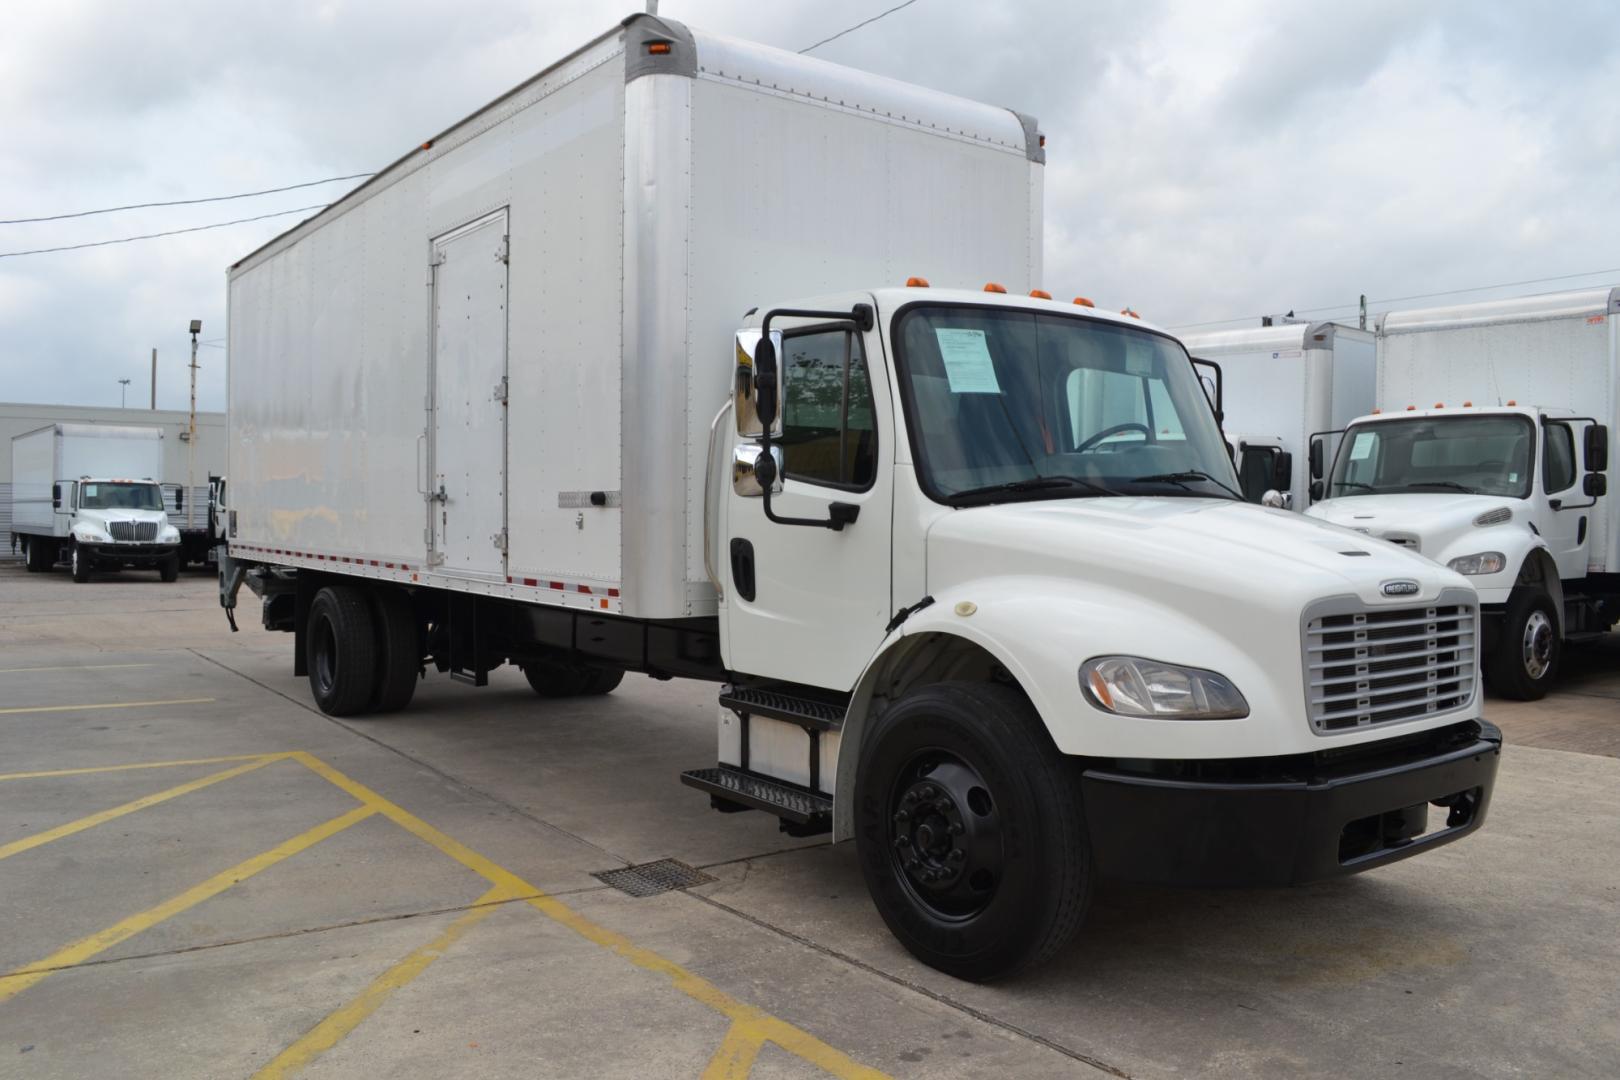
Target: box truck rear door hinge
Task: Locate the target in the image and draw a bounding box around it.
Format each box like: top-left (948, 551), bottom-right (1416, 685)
top-left (492, 529), bottom-right (508, 553)
top-left (493, 376), bottom-right (508, 403)
top-left (496, 236), bottom-right (509, 264)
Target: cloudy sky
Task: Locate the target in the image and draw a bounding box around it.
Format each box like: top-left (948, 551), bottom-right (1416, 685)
top-left (2, 0), bottom-right (1617, 412)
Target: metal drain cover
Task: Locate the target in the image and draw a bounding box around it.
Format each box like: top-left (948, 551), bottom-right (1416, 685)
top-left (594, 858), bottom-right (715, 898)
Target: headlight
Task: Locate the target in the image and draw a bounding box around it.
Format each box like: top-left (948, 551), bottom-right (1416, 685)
top-left (74, 528), bottom-right (109, 542)
top-left (160, 526), bottom-right (180, 542)
top-left (1080, 656), bottom-right (1249, 719)
top-left (1447, 551), bottom-right (1505, 575)
top-left (1473, 507), bottom-right (1511, 527)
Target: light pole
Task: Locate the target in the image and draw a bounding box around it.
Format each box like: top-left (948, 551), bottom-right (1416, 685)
top-left (187, 319), bottom-right (201, 531)
top-left (118, 378), bottom-right (131, 408)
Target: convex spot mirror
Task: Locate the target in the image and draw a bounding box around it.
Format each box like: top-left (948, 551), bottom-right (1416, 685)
top-left (734, 329), bottom-right (784, 438)
top-left (1308, 438), bottom-right (1324, 480)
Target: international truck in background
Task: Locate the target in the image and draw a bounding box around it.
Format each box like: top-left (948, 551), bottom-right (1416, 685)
top-left (1178, 321), bottom-right (1374, 506)
top-left (1307, 287), bottom-right (1617, 699)
top-left (10, 423), bottom-right (183, 582)
top-left (164, 475), bottom-right (223, 567)
top-left (218, 14), bottom-right (1501, 979)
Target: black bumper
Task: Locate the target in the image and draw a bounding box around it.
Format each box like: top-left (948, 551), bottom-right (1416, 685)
top-left (79, 543), bottom-right (178, 566)
top-left (1080, 720), bottom-right (1502, 888)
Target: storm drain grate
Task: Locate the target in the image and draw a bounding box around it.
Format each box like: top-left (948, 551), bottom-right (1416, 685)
top-left (594, 858), bottom-right (716, 898)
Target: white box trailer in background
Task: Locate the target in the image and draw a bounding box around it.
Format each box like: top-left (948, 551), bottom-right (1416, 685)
top-left (1177, 322), bottom-right (1374, 506)
top-left (1307, 286), bottom-right (1618, 698)
top-left (221, 15), bottom-right (1501, 979)
top-left (10, 423), bottom-right (183, 580)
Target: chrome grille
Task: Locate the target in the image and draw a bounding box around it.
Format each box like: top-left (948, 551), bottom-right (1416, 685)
top-left (108, 520), bottom-right (158, 542)
top-left (1305, 600), bottom-right (1476, 733)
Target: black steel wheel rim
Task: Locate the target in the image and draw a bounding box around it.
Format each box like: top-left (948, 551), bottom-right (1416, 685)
top-left (311, 614), bottom-right (337, 696)
top-left (886, 750), bottom-right (1004, 919)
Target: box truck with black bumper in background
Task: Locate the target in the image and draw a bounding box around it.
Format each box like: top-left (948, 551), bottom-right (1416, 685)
top-left (218, 14), bottom-right (1501, 980)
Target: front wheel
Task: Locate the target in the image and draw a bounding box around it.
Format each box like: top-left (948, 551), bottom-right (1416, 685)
top-left (1485, 589), bottom-right (1560, 701)
top-left (71, 545), bottom-right (92, 583)
top-left (159, 554), bottom-right (180, 582)
top-left (854, 682), bottom-right (1092, 981)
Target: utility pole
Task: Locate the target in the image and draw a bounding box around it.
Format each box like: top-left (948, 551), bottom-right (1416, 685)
top-left (150, 348), bottom-right (157, 409)
top-left (1359, 294), bottom-right (1367, 331)
top-left (187, 320), bottom-right (201, 530)
top-left (118, 378), bottom-right (131, 407)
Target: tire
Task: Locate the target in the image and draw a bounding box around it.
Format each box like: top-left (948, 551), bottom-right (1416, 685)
top-left (159, 554), bottom-right (180, 582)
top-left (306, 585), bottom-right (378, 716)
top-left (854, 682), bottom-right (1092, 982)
top-left (582, 666), bottom-right (625, 695)
top-left (521, 658), bottom-right (593, 698)
top-left (1485, 588), bottom-right (1560, 701)
top-left (369, 587), bottom-right (420, 714)
top-left (71, 545), bottom-right (92, 583)
top-left (23, 538), bottom-right (46, 573)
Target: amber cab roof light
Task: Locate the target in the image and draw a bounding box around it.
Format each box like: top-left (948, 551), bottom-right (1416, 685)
top-left (1120, 308), bottom-right (1140, 319)
top-left (983, 282), bottom-right (1007, 294)
top-left (1073, 296), bottom-right (1095, 308)
top-left (647, 41), bottom-right (672, 54)
top-left (1029, 289), bottom-right (1052, 300)
top-left (905, 276), bottom-right (930, 288)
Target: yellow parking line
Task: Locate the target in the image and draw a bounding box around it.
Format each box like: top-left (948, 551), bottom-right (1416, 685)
top-left (0, 697), bottom-right (215, 716)
top-left (0, 753), bottom-right (283, 783)
top-left (0, 756), bottom-right (287, 862)
top-left (0, 663), bottom-right (153, 674)
top-left (252, 885), bottom-right (516, 1080)
top-left (0, 805), bottom-right (374, 1003)
top-left (288, 753), bottom-right (888, 1080)
top-left (703, 1020), bottom-right (769, 1079)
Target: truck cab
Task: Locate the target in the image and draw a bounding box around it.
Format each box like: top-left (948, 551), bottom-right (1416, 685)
top-left (1307, 405), bottom-right (1612, 698)
top-left (54, 477), bottom-right (183, 582)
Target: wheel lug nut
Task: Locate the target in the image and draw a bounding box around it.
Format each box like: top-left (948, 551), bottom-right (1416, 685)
top-left (949, 849), bottom-right (966, 863)
top-left (949, 823), bottom-right (963, 835)
top-left (894, 809), bottom-right (910, 823)
top-left (894, 835), bottom-right (911, 848)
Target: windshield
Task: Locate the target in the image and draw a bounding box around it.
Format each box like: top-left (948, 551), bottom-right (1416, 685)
top-left (1328, 414), bottom-right (1534, 498)
top-left (78, 482), bottom-right (164, 511)
top-left (893, 305), bottom-right (1238, 503)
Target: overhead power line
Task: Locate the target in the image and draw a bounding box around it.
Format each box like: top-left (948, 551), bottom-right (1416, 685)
top-left (0, 174), bottom-right (374, 225)
top-left (1171, 266), bottom-right (1620, 331)
top-left (0, 204), bottom-right (329, 259)
top-left (800, 0), bottom-right (923, 54)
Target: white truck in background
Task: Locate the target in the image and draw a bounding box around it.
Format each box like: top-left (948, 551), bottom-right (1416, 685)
top-left (11, 423), bottom-right (183, 582)
top-left (218, 14), bottom-right (1501, 980)
top-left (1178, 321), bottom-right (1374, 507)
top-left (1307, 287), bottom-right (1617, 699)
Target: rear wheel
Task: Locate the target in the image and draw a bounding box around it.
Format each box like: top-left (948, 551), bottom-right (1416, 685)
top-left (369, 587), bottom-right (421, 714)
top-left (23, 538), bottom-right (48, 572)
top-left (1485, 588), bottom-right (1560, 701)
top-left (306, 585), bottom-right (378, 716)
top-left (854, 682), bottom-right (1092, 981)
top-left (70, 545), bottom-right (92, 583)
top-left (159, 554), bottom-right (180, 582)
top-left (522, 658), bottom-right (624, 698)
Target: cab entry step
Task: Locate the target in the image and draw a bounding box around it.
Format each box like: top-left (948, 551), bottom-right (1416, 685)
top-left (718, 686), bottom-right (847, 730)
top-left (680, 766), bottom-right (832, 829)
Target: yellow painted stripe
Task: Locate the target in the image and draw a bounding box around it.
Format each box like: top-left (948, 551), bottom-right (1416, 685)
top-left (289, 753), bottom-right (889, 1080)
top-left (0, 805), bottom-right (373, 1003)
top-left (0, 756), bottom-right (286, 862)
top-left (0, 697), bottom-right (215, 716)
top-left (253, 886), bottom-right (514, 1079)
top-left (0, 753), bottom-right (285, 783)
top-left (703, 1020), bottom-right (768, 1079)
top-left (0, 663), bottom-right (152, 674)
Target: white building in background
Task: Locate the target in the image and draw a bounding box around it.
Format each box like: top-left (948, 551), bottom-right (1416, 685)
top-left (1, 402), bottom-right (225, 559)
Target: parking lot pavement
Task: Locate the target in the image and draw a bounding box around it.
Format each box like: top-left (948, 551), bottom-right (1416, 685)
top-left (2, 563), bottom-right (1618, 1078)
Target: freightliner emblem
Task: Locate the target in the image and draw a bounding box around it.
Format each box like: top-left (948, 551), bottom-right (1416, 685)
top-left (1381, 579), bottom-right (1420, 597)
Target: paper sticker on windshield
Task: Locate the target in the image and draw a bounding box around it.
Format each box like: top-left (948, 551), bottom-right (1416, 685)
top-left (1349, 433), bottom-right (1376, 461)
top-left (935, 329), bottom-right (1001, 394)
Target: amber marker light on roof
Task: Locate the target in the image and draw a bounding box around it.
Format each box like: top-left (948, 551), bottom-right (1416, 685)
top-left (647, 42), bottom-right (672, 54)
top-left (983, 282), bottom-right (1007, 293)
top-left (1372, 408), bottom-right (1382, 414)
top-left (1464, 401), bottom-right (1473, 407)
top-left (1407, 405), bottom-right (1417, 411)
top-left (1120, 308), bottom-right (1140, 319)
top-left (1435, 402), bottom-right (1445, 408)
top-left (1507, 399), bottom-right (1517, 405)
top-left (1073, 297), bottom-right (1095, 307)
top-left (1029, 289), bottom-right (1052, 299)
top-left (905, 276), bottom-right (929, 287)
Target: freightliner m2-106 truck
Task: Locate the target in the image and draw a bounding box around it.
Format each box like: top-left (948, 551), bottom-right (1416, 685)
top-left (1308, 287), bottom-right (1616, 700)
top-left (218, 15), bottom-right (1501, 979)
top-left (12, 423), bottom-right (184, 582)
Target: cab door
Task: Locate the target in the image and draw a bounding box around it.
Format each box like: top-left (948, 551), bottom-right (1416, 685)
top-left (724, 322), bottom-right (894, 691)
top-left (1542, 420), bottom-right (1587, 579)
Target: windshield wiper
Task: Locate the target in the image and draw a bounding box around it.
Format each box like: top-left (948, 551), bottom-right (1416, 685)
top-left (951, 475), bottom-right (1119, 505)
top-left (1124, 470), bottom-right (1243, 501)
top-left (1401, 481), bottom-right (1477, 494)
top-left (1332, 480), bottom-right (1378, 493)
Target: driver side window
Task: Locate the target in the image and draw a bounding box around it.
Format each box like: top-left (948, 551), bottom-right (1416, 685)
top-left (780, 328), bottom-right (877, 490)
top-left (1544, 423), bottom-right (1576, 493)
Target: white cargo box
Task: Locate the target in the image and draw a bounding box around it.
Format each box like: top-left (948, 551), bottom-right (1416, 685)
top-left (227, 14), bottom-right (1043, 620)
top-left (11, 423), bottom-right (165, 535)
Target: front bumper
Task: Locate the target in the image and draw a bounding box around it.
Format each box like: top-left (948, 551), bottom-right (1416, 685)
top-left (1080, 719), bottom-right (1501, 888)
top-left (78, 542), bottom-right (179, 566)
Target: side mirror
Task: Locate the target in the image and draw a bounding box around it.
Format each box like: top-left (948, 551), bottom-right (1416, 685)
top-left (733, 444), bottom-right (783, 497)
top-left (1585, 473), bottom-right (1608, 498)
top-left (1309, 479), bottom-right (1324, 502)
top-left (174, 486), bottom-right (185, 512)
top-left (1585, 424), bottom-right (1608, 472)
top-left (51, 483), bottom-right (62, 510)
top-left (734, 329), bottom-right (784, 438)
top-left (1274, 450), bottom-right (1294, 490)
top-left (1308, 438), bottom-right (1324, 480)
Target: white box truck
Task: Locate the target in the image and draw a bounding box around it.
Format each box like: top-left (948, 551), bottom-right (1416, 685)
top-left (1306, 287), bottom-right (1616, 699)
top-left (219, 14), bottom-right (1501, 979)
top-left (1178, 321), bottom-right (1375, 507)
top-left (11, 423), bottom-right (184, 582)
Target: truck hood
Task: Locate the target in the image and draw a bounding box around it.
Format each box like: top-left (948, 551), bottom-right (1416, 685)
top-left (925, 496), bottom-right (1465, 619)
top-left (1303, 493), bottom-right (1517, 550)
top-left (76, 508), bottom-right (171, 531)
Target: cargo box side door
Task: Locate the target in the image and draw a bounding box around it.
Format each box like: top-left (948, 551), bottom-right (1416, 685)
top-left (428, 209), bottom-right (510, 577)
